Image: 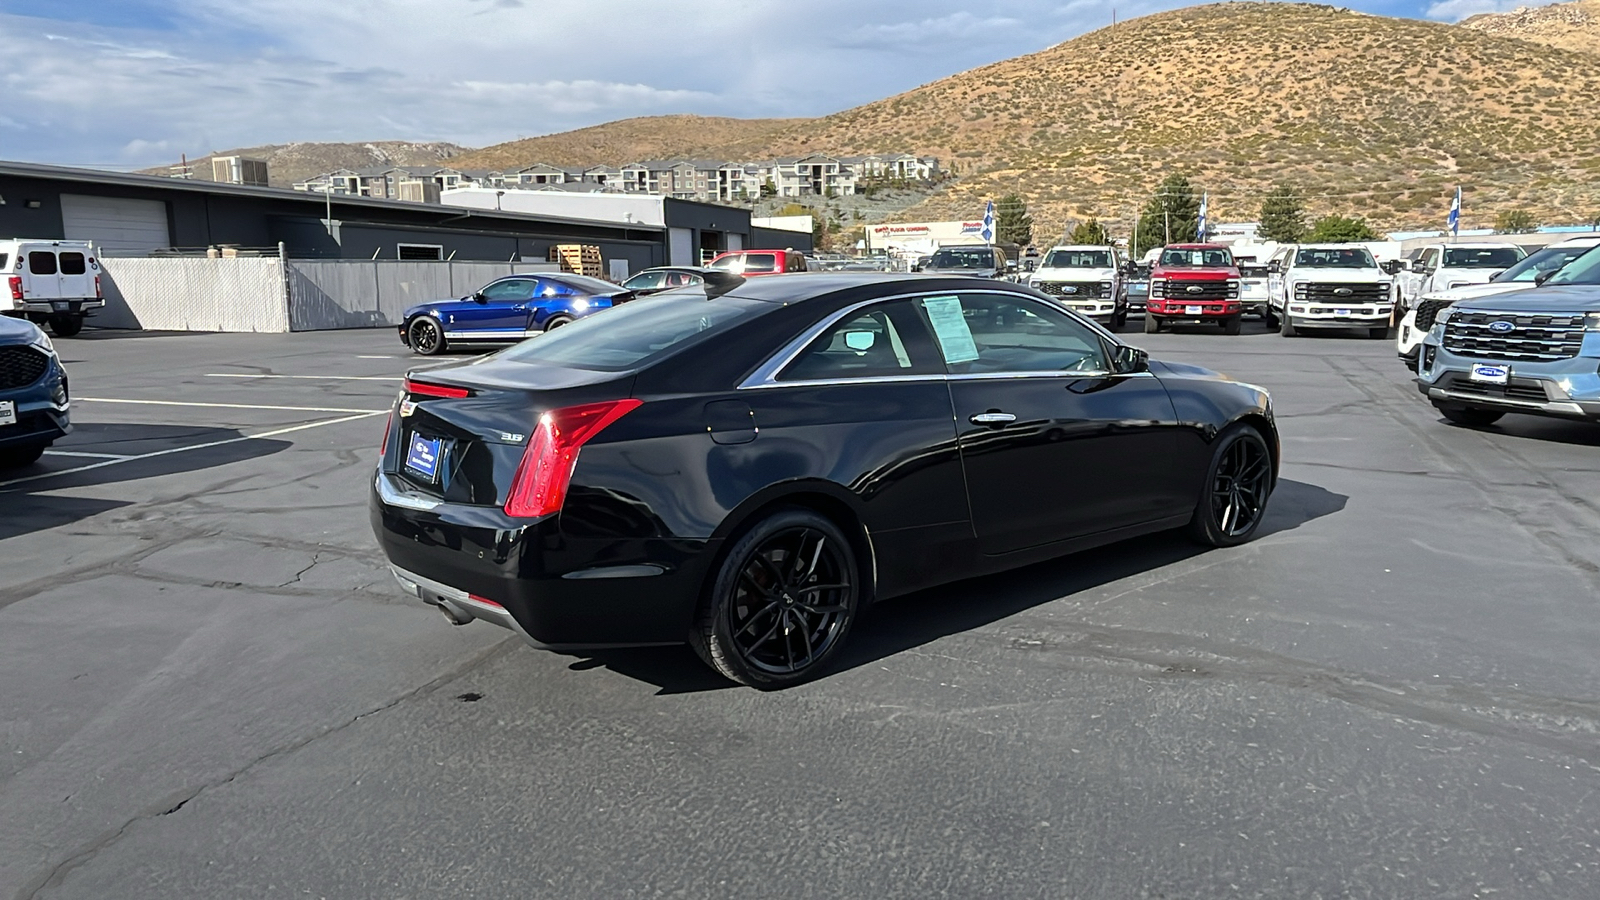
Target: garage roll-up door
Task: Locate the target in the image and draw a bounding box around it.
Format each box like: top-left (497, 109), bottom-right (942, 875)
top-left (61, 194), bottom-right (170, 255)
top-left (668, 227), bottom-right (693, 267)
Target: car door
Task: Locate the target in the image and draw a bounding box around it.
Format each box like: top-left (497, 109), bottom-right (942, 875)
top-left (925, 290), bottom-right (1186, 555)
top-left (25, 250), bottom-right (60, 301)
top-left (56, 249), bottom-right (94, 301)
top-left (448, 278), bottom-right (535, 337)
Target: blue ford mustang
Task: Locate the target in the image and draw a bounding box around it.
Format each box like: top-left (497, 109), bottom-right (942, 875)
top-left (0, 315), bottom-right (70, 469)
top-left (398, 273), bottom-right (634, 355)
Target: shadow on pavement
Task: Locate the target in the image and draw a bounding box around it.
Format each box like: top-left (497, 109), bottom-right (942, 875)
top-left (571, 478), bottom-right (1349, 694)
top-left (0, 423), bottom-right (290, 541)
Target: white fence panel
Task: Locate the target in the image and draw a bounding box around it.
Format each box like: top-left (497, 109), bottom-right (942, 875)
top-left (99, 258), bottom-right (289, 332)
top-left (287, 261), bottom-right (555, 331)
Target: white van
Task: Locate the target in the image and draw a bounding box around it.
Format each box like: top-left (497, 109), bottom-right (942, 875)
top-left (2, 239), bottom-right (105, 337)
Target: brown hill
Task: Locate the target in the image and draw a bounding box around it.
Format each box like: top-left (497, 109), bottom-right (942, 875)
top-left (141, 141), bottom-right (468, 187)
top-left (450, 116), bottom-right (806, 170)
top-left (1459, 0), bottom-right (1600, 56)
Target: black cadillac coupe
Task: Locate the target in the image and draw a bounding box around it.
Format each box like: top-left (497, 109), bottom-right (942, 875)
top-left (372, 273), bottom-right (1278, 688)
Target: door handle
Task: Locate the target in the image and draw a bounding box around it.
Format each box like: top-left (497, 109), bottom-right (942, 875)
top-left (969, 411), bottom-right (1016, 425)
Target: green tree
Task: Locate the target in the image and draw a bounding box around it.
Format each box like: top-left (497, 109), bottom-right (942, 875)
top-left (1068, 218), bottom-right (1111, 245)
top-left (760, 178), bottom-right (776, 199)
top-left (1306, 215), bottom-right (1380, 242)
top-left (1133, 174), bottom-right (1200, 254)
top-left (1257, 183), bottom-right (1308, 243)
top-left (995, 194), bottom-right (1033, 247)
top-left (1495, 209), bottom-right (1538, 234)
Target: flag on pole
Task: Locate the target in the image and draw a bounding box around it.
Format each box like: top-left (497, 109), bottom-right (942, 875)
top-left (1448, 187), bottom-right (1461, 238)
top-left (1196, 192), bottom-right (1209, 241)
top-left (981, 200), bottom-right (995, 243)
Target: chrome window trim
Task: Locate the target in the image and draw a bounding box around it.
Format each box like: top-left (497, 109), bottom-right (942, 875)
top-left (738, 287), bottom-right (1121, 390)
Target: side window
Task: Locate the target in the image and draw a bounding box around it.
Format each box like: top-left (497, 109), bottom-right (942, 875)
top-left (779, 299), bottom-right (941, 382)
top-left (743, 254), bottom-right (779, 274)
top-left (1421, 249), bottom-right (1439, 270)
top-left (920, 293), bottom-right (1108, 376)
top-left (666, 272), bottom-right (697, 287)
top-left (481, 279), bottom-right (533, 301)
top-left (28, 251), bottom-right (57, 275)
top-left (59, 252), bottom-right (87, 275)
top-left (628, 272), bottom-right (666, 290)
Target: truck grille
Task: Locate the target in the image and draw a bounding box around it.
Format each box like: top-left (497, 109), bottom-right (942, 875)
top-left (1414, 298), bottom-right (1452, 330)
top-left (1158, 280), bottom-right (1234, 301)
top-left (1297, 282), bottom-right (1388, 303)
top-left (1035, 281), bottom-right (1109, 299)
top-left (0, 346), bottom-right (49, 389)
top-left (1442, 310), bottom-right (1586, 362)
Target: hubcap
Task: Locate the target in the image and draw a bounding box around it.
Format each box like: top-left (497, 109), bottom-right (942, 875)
top-left (728, 526), bottom-right (851, 675)
top-left (412, 321), bottom-right (439, 352)
top-left (1210, 436), bottom-right (1270, 537)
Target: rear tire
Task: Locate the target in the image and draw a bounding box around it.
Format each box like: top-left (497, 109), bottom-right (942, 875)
top-left (0, 443), bottom-right (47, 469)
top-left (1280, 315), bottom-right (1298, 337)
top-left (1263, 308), bottom-right (1280, 328)
top-left (407, 317), bottom-right (446, 356)
top-left (691, 508), bottom-right (860, 689)
top-left (1143, 314), bottom-right (1161, 334)
top-left (48, 315), bottom-right (84, 337)
top-left (1222, 315), bottom-right (1242, 335)
top-left (1110, 310), bottom-right (1127, 332)
top-left (542, 315), bottom-right (574, 332)
top-left (1434, 404), bottom-right (1504, 427)
top-left (1186, 426), bottom-right (1274, 548)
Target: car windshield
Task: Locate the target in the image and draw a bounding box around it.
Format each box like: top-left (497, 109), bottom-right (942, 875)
top-left (1041, 250), bottom-right (1111, 268)
top-left (1238, 265), bottom-right (1269, 278)
top-left (1492, 245), bottom-right (1595, 283)
top-left (494, 292), bottom-right (769, 371)
top-left (1294, 248), bottom-right (1376, 268)
top-left (928, 248), bottom-right (995, 268)
top-left (1160, 248), bottom-right (1233, 267)
top-left (1544, 245), bottom-right (1600, 286)
top-left (1444, 247), bottom-right (1524, 268)
top-left (549, 274), bottom-right (619, 295)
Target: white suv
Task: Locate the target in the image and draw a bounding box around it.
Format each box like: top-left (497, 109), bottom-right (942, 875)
top-left (1028, 245), bottom-right (1126, 329)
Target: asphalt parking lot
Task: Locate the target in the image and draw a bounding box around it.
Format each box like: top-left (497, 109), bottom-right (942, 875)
top-left (4, 319), bottom-right (1600, 899)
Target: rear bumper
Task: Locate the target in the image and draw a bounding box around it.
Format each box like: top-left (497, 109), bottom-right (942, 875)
top-left (14, 300), bottom-right (103, 315)
top-left (370, 471), bottom-right (714, 646)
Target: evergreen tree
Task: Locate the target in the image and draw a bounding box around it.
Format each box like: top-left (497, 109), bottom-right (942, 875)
top-left (995, 194), bottom-right (1033, 247)
top-left (1133, 174), bottom-right (1200, 254)
top-left (1306, 215), bottom-right (1379, 242)
top-left (1068, 218), bottom-right (1111, 245)
top-left (1257, 183), bottom-right (1308, 242)
top-left (1494, 209), bottom-right (1538, 234)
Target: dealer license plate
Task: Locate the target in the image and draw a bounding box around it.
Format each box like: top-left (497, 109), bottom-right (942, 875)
top-left (404, 433), bottom-right (444, 482)
top-left (1469, 363), bottom-right (1510, 385)
top-left (1334, 308), bottom-right (1352, 317)
top-left (1184, 305), bottom-right (1203, 315)
top-left (0, 400), bottom-right (14, 427)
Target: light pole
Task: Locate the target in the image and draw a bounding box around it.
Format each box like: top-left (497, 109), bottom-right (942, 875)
top-left (495, 190), bottom-right (506, 211)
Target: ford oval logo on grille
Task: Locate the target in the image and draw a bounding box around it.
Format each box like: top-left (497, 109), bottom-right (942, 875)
top-left (1186, 285), bottom-right (1204, 294)
top-left (1488, 320), bottom-right (1516, 334)
top-left (1334, 287), bottom-right (1353, 297)
top-left (1063, 286), bottom-right (1078, 294)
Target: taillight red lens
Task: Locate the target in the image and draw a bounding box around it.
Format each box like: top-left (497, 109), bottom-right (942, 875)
top-left (7, 277), bottom-right (20, 300)
top-left (94, 275), bottom-right (103, 298)
top-left (504, 399), bottom-right (642, 518)
top-left (404, 377), bottom-right (469, 399)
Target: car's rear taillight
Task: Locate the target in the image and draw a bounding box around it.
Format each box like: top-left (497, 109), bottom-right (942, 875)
top-left (7, 276), bottom-right (21, 300)
top-left (404, 377), bottom-right (469, 399)
top-left (94, 275), bottom-right (103, 298)
top-left (504, 399), bottom-right (642, 518)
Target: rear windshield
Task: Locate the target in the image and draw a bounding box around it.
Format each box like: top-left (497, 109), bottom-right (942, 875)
top-left (710, 253), bottom-right (778, 274)
top-left (28, 251), bottom-right (56, 275)
top-left (0, 254), bottom-right (7, 270)
top-left (493, 292), bottom-right (769, 371)
top-left (1295, 248), bottom-right (1375, 268)
top-left (1444, 247), bottom-right (1524, 268)
top-left (928, 248), bottom-right (995, 269)
top-left (59, 252), bottom-right (87, 275)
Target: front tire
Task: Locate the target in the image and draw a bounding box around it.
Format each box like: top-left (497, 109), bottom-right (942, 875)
top-left (1144, 314), bottom-right (1162, 334)
top-left (1434, 403), bottom-right (1505, 427)
top-left (407, 317), bottom-right (446, 356)
top-left (691, 509), bottom-right (860, 689)
top-left (1369, 326), bottom-right (1389, 339)
top-left (542, 315), bottom-right (574, 332)
top-left (1280, 315), bottom-right (1298, 337)
top-left (1110, 310), bottom-right (1128, 332)
top-left (48, 315), bottom-right (84, 337)
top-left (1222, 315), bottom-right (1242, 335)
top-left (1263, 308), bottom-right (1280, 328)
top-left (0, 443), bottom-right (47, 469)
top-left (1186, 426), bottom-right (1274, 547)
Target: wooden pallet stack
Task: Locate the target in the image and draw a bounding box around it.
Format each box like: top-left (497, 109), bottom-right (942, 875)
top-left (548, 244), bottom-right (603, 277)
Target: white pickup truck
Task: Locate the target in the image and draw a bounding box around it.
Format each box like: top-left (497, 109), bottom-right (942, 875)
top-left (2, 239), bottom-right (105, 337)
top-left (1027, 244), bottom-right (1127, 329)
top-left (1395, 235), bottom-right (1600, 370)
top-left (1394, 242), bottom-right (1526, 311)
top-left (1269, 244), bottom-right (1393, 338)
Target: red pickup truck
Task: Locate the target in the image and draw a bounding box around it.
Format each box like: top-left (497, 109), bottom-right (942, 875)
top-left (1144, 243), bottom-right (1244, 334)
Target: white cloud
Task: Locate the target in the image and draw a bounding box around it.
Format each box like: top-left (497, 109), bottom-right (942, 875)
top-left (1424, 0), bottom-right (1563, 21)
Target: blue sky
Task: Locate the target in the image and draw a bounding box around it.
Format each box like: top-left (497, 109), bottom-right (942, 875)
top-left (0, 0), bottom-right (1553, 168)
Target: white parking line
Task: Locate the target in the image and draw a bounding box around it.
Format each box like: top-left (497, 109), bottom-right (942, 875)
top-left (204, 373), bottom-right (401, 382)
top-left (0, 412), bottom-right (385, 489)
top-left (78, 398), bottom-right (387, 414)
top-left (42, 450), bottom-right (133, 460)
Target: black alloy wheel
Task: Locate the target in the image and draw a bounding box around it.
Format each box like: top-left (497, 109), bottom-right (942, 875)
top-left (543, 315), bottom-right (574, 332)
top-left (48, 315), bottom-right (83, 337)
top-left (693, 509), bottom-right (859, 688)
top-left (1434, 403), bottom-right (1505, 427)
top-left (1187, 426), bottom-right (1273, 547)
top-left (408, 316), bottom-right (445, 356)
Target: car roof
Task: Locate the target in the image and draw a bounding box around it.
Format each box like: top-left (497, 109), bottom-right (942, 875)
top-left (1045, 245), bottom-right (1115, 252)
top-left (1438, 242), bottom-right (1523, 249)
top-left (1294, 244), bottom-right (1375, 251)
top-left (638, 265), bottom-right (717, 273)
top-left (722, 272), bottom-right (1029, 305)
top-left (1163, 243), bottom-right (1229, 251)
top-left (1547, 236), bottom-right (1600, 249)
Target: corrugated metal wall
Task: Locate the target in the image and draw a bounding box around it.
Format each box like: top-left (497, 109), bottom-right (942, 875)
top-left (98, 258), bottom-right (289, 332)
top-left (286, 260), bottom-right (554, 331)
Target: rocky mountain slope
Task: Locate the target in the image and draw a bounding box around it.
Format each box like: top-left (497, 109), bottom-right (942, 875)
top-left (1459, 0), bottom-right (1600, 56)
top-left (141, 141), bottom-right (467, 187)
top-left (450, 116), bottom-right (805, 171)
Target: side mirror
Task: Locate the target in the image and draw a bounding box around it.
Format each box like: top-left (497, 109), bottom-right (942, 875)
top-left (1112, 344), bottom-right (1149, 375)
top-left (472, 291), bottom-right (487, 302)
top-left (1267, 261), bottom-right (1282, 274)
top-left (844, 331), bottom-right (877, 351)
top-left (1534, 270), bottom-right (1555, 285)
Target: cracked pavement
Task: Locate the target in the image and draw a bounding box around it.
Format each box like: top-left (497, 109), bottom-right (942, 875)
top-left (3, 324), bottom-right (1600, 898)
